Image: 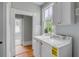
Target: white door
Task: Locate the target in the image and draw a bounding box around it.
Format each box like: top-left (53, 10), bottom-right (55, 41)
top-left (0, 41), bottom-right (3, 57)
top-left (41, 42), bottom-right (52, 57)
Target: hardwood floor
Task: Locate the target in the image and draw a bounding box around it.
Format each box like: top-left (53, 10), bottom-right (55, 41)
top-left (16, 45), bottom-right (34, 57)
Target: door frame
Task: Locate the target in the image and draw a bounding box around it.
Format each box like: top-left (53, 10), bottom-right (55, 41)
top-left (3, 2), bottom-right (11, 57)
top-left (10, 8), bottom-right (35, 57)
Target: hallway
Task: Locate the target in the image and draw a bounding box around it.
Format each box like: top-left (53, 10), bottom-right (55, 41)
top-left (16, 45), bottom-right (33, 57)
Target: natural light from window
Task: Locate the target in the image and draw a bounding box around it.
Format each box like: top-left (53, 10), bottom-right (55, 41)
top-left (43, 5), bottom-right (54, 34)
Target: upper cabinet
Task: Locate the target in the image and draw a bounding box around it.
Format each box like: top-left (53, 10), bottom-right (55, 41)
top-left (53, 2), bottom-right (75, 25)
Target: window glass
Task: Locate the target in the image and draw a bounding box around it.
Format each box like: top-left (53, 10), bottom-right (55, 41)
top-left (45, 8), bottom-right (49, 20)
top-left (43, 6), bottom-right (54, 34)
top-left (15, 20), bottom-right (21, 33)
top-left (49, 7), bottom-right (52, 17)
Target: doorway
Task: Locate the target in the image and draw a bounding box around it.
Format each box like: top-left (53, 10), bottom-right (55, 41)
top-left (14, 14), bottom-right (33, 57)
top-left (10, 9), bottom-right (35, 57)
top-left (15, 14), bottom-right (23, 46)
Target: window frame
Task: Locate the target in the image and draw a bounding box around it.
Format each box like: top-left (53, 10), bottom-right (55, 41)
top-left (42, 3), bottom-right (54, 34)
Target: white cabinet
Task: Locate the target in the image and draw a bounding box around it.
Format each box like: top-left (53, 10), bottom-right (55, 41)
top-left (41, 42), bottom-right (72, 57)
top-left (32, 39), bottom-right (41, 57)
top-left (41, 41), bottom-right (52, 57)
top-left (53, 2), bottom-right (62, 25)
top-left (33, 36), bottom-right (72, 57)
top-left (53, 2), bottom-right (75, 25)
top-left (58, 44), bottom-right (72, 57)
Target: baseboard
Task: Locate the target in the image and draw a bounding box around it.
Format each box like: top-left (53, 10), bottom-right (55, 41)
top-left (23, 41), bottom-right (32, 46)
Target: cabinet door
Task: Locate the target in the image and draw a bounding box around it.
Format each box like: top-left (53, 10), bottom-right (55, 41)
top-left (33, 39), bottom-right (41, 57)
top-left (61, 2), bottom-right (74, 25)
top-left (41, 42), bottom-right (52, 57)
top-left (53, 2), bottom-right (74, 25)
top-left (53, 2), bottom-right (62, 25)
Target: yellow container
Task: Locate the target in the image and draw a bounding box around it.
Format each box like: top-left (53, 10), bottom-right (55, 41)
top-left (52, 47), bottom-right (58, 57)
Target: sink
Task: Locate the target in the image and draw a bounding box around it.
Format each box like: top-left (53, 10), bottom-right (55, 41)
top-left (41, 35), bottom-right (50, 39)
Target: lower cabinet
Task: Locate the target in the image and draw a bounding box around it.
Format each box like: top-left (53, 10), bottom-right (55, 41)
top-left (33, 39), bottom-right (53, 57)
top-left (40, 41), bottom-right (72, 57)
top-left (41, 41), bottom-right (52, 57)
top-left (33, 39), bottom-right (72, 57)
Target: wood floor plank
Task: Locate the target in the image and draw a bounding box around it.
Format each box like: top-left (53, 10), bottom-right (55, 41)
top-left (16, 45), bottom-right (34, 57)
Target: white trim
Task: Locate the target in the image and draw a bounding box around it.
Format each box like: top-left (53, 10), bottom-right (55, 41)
top-left (2, 2), bottom-right (12, 57)
top-left (12, 8), bottom-right (34, 16)
top-left (23, 41), bottom-right (32, 46)
top-left (3, 3), bottom-right (6, 57)
top-left (6, 2), bottom-right (12, 57)
top-left (10, 8), bottom-right (35, 57)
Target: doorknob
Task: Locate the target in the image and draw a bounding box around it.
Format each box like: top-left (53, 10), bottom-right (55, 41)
top-left (0, 41), bottom-right (3, 44)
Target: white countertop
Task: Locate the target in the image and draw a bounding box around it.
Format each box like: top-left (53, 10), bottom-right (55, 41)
top-left (34, 35), bottom-right (72, 48)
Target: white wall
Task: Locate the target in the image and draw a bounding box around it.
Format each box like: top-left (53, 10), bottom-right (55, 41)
top-left (11, 2), bottom-right (41, 36)
top-left (55, 2), bottom-right (79, 57)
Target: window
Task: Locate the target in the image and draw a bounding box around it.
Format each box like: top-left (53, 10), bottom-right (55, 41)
top-left (15, 20), bottom-right (21, 33)
top-left (44, 6), bottom-right (52, 19)
top-left (42, 5), bottom-right (54, 34)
